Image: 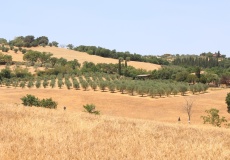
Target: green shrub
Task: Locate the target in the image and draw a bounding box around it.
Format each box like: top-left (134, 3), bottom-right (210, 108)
top-left (10, 45), bottom-right (14, 50)
top-left (19, 81), bottom-right (26, 88)
top-left (2, 47), bottom-right (9, 52)
top-left (14, 48), bottom-right (18, 53)
top-left (83, 104), bottom-right (100, 115)
top-left (22, 49), bottom-right (27, 54)
top-left (39, 98), bottom-right (57, 109)
top-left (201, 108), bottom-right (227, 127)
top-left (21, 94), bottom-right (39, 107)
top-left (21, 94), bottom-right (57, 109)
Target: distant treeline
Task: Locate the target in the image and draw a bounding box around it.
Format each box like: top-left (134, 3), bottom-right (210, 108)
top-left (172, 55), bottom-right (230, 68)
top-left (0, 36), bottom-right (59, 48)
top-left (74, 45), bottom-right (169, 65)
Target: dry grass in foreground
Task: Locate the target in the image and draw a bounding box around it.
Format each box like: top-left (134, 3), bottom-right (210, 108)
top-left (0, 104), bottom-right (230, 159)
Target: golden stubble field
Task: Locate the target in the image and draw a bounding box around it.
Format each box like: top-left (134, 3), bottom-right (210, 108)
top-left (1, 86), bottom-right (230, 125)
top-left (0, 104), bottom-right (230, 159)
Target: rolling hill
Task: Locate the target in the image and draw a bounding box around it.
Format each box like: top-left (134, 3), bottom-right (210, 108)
top-left (4, 46), bottom-right (162, 71)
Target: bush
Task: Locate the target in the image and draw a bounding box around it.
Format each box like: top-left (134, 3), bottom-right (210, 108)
top-left (10, 45), bottom-right (14, 50)
top-left (22, 49), bottom-right (27, 54)
top-left (39, 98), bottom-right (57, 109)
top-left (21, 94), bottom-right (39, 107)
top-left (2, 47), bottom-right (9, 52)
top-left (83, 104), bottom-right (100, 115)
top-left (21, 94), bottom-right (57, 109)
top-left (201, 108), bottom-right (227, 127)
top-left (19, 81), bottom-right (26, 88)
top-left (14, 48), bottom-right (18, 53)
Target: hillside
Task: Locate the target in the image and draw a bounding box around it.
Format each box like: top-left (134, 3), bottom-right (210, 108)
top-left (0, 104), bottom-right (229, 159)
top-left (4, 46), bottom-right (162, 71)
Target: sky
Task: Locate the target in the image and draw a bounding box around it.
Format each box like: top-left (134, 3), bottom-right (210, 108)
top-left (1, 0), bottom-right (230, 56)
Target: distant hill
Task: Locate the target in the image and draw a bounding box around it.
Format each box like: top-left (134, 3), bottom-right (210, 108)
top-left (4, 46), bottom-right (162, 71)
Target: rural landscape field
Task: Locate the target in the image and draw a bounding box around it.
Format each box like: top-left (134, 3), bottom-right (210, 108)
top-left (0, 36), bottom-right (230, 159)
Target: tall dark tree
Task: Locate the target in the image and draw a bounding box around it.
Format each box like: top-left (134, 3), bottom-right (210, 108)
top-left (195, 67), bottom-right (201, 80)
top-left (118, 57), bottom-right (124, 75)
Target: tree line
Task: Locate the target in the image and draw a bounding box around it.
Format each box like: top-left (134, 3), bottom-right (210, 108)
top-left (74, 45), bottom-right (169, 65)
top-left (172, 54), bottom-right (230, 69)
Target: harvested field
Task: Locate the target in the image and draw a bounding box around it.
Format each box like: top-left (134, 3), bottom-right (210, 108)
top-left (0, 104), bottom-right (229, 159)
top-left (1, 86), bottom-right (230, 125)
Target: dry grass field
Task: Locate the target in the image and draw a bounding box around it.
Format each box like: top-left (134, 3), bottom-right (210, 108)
top-left (1, 47), bottom-right (230, 159)
top-left (0, 104), bottom-right (230, 160)
top-left (1, 86), bottom-right (230, 125)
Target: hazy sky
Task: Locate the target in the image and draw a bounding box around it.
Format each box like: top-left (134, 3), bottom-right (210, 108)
top-left (1, 0), bottom-right (230, 56)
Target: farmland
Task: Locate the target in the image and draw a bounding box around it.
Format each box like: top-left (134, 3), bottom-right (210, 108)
top-left (1, 41), bottom-right (230, 159)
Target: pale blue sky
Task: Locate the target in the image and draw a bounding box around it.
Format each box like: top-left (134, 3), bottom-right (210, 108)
top-left (1, 0), bottom-right (230, 56)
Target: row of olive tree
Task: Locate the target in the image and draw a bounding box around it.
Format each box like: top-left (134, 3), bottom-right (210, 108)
top-left (0, 69), bottom-right (208, 98)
